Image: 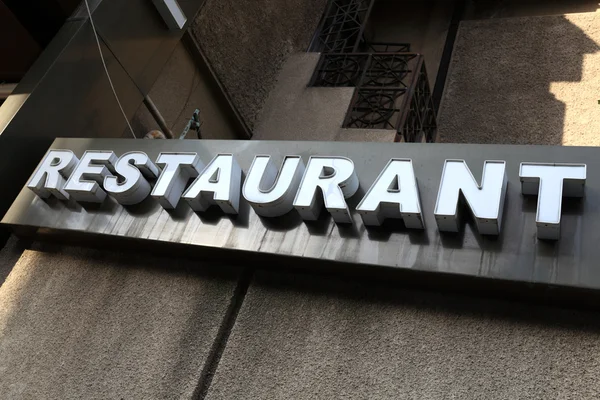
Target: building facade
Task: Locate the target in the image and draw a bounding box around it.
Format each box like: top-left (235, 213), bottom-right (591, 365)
top-left (1, 0), bottom-right (600, 398)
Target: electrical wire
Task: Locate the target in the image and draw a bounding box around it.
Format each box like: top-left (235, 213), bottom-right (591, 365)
top-left (84, 0), bottom-right (136, 139)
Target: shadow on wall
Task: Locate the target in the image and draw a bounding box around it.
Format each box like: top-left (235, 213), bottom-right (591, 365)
top-left (205, 269), bottom-right (600, 399)
top-left (192, 0), bottom-right (326, 132)
top-left (466, 0), bottom-right (600, 19)
top-left (0, 242), bottom-right (241, 398)
top-left (438, 11), bottom-right (600, 145)
top-left (365, 0), bottom-right (454, 88)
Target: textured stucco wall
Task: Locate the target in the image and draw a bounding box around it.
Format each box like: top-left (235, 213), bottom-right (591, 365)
top-left (438, 13), bottom-right (600, 145)
top-left (0, 242), bottom-right (240, 399)
top-left (206, 271), bottom-right (600, 399)
top-left (193, 0), bottom-right (326, 131)
top-left (3, 243), bottom-right (600, 398)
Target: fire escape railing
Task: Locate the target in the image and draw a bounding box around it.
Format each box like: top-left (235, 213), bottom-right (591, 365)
top-left (308, 0), bottom-right (437, 143)
top-left (309, 0), bottom-right (374, 53)
top-left (309, 52), bottom-right (437, 143)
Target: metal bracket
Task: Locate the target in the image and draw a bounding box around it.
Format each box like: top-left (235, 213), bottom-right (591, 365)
top-left (179, 109), bottom-right (202, 139)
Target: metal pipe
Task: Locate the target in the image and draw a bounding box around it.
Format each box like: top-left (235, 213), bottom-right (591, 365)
top-left (0, 84), bottom-right (18, 100)
top-left (143, 95), bottom-right (174, 139)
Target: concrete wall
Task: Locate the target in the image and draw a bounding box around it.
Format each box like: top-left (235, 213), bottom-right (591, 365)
top-left (192, 0), bottom-right (326, 131)
top-left (205, 270), bottom-right (600, 399)
top-left (438, 12), bottom-right (600, 145)
top-left (208, 273), bottom-right (600, 399)
top-left (0, 240), bottom-right (241, 399)
top-left (5, 238), bottom-right (600, 398)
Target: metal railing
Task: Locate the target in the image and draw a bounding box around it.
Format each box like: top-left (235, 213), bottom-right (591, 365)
top-left (310, 52), bottom-right (437, 143)
top-left (309, 0), bottom-right (374, 53)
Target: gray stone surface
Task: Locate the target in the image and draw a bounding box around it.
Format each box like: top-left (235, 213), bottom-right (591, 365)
top-left (193, 0), bottom-right (326, 130)
top-left (0, 243), bottom-right (240, 399)
top-left (438, 13), bottom-right (600, 145)
top-left (206, 270), bottom-right (600, 399)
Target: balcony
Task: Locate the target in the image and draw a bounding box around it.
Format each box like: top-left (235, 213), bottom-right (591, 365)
top-left (310, 51), bottom-right (437, 142)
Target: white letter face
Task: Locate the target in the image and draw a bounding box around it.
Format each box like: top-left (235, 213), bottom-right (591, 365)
top-left (104, 152), bottom-right (161, 205)
top-left (64, 151), bottom-right (117, 203)
top-left (520, 162), bottom-right (586, 240)
top-left (151, 152), bottom-right (203, 209)
top-left (356, 159), bottom-right (424, 229)
top-left (242, 155), bottom-right (305, 217)
top-left (182, 154), bottom-right (242, 214)
top-left (293, 156), bottom-right (359, 223)
top-left (27, 150), bottom-right (79, 200)
top-left (434, 160), bottom-right (507, 235)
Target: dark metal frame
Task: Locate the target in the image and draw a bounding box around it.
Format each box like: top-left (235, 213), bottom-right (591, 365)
top-left (307, 0), bottom-right (436, 142)
top-left (366, 42), bottom-right (411, 53)
top-left (344, 88), bottom-right (407, 130)
top-left (310, 52), bottom-right (437, 142)
top-left (309, 53), bottom-right (369, 87)
top-left (400, 62), bottom-right (437, 143)
top-left (308, 0), bottom-right (375, 53)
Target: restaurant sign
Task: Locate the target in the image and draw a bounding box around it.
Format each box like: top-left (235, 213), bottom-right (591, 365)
top-left (2, 139), bottom-right (598, 292)
top-left (25, 149), bottom-right (585, 241)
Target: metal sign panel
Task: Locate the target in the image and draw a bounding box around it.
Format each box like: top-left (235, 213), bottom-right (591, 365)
top-left (3, 138), bottom-right (600, 292)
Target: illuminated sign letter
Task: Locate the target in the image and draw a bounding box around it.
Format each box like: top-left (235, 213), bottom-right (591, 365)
top-left (434, 160), bottom-right (507, 235)
top-left (242, 155), bottom-right (305, 217)
top-left (356, 159), bottom-right (424, 229)
top-left (293, 156), bottom-right (359, 223)
top-left (519, 162), bottom-right (586, 240)
top-left (182, 154), bottom-right (242, 214)
top-left (152, 152), bottom-right (203, 209)
top-left (27, 149), bottom-right (79, 200)
top-left (64, 151), bottom-right (117, 203)
top-left (104, 152), bottom-right (161, 205)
